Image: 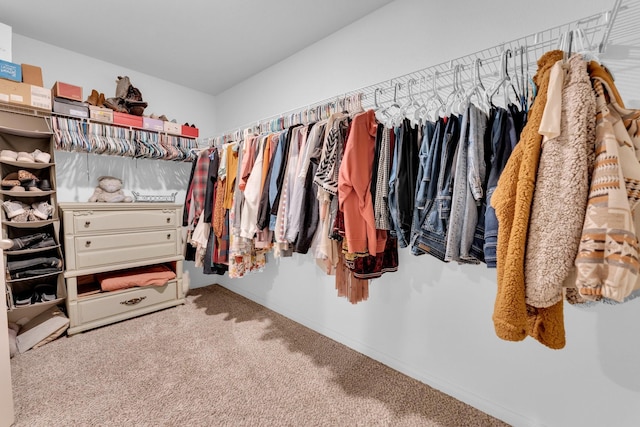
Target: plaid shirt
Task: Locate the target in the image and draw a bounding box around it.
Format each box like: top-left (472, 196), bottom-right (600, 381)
top-left (188, 148), bottom-right (212, 229)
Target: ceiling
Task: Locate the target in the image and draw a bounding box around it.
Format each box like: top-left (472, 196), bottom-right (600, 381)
top-left (0, 0), bottom-right (394, 96)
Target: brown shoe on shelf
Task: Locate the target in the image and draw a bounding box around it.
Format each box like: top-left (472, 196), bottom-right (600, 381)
top-left (86, 89), bottom-right (99, 106)
top-left (98, 92), bottom-right (106, 107)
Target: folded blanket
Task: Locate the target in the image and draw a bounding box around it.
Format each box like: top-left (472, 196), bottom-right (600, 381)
top-left (97, 265), bottom-right (176, 292)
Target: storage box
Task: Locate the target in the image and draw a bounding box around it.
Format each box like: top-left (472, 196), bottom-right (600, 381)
top-left (181, 124), bottom-right (199, 138)
top-left (21, 64), bottom-right (43, 87)
top-left (113, 111), bottom-right (143, 128)
top-left (142, 117), bottom-right (164, 132)
top-left (0, 79), bottom-right (51, 111)
top-left (164, 121), bottom-right (181, 135)
top-left (0, 23), bottom-right (11, 62)
top-left (53, 97), bottom-right (88, 118)
top-left (0, 59), bottom-right (21, 82)
top-left (89, 106), bottom-right (113, 123)
top-left (30, 85), bottom-right (52, 111)
top-left (51, 81), bottom-right (83, 102)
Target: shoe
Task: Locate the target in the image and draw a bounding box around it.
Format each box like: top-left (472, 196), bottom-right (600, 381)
top-left (16, 152), bottom-right (35, 163)
top-left (31, 201), bottom-right (53, 220)
top-left (158, 115), bottom-right (169, 122)
top-left (115, 76), bottom-right (131, 99)
top-left (191, 124), bottom-right (197, 128)
top-left (32, 149), bottom-right (51, 164)
top-left (0, 150), bottom-right (18, 161)
top-left (10, 186), bottom-right (26, 192)
top-left (14, 290), bottom-right (34, 306)
top-left (2, 200), bottom-right (26, 219)
top-left (103, 97), bottom-right (129, 113)
top-left (9, 202), bottom-right (30, 222)
top-left (34, 284), bottom-right (56, 302)
top-left (38, 179), bottom-right (52, 191)
top-left (18, 170), bottom-right (38, 182)
top-left (98, 92), bottom-right (106, 107)
top-left (1, 172), bottom-right (20, 188)
top-left (86, 89), bottom-right (99, 106)
top-left (7, 232), bottom-right (49, 251)
top-left (22, 179), bottom-right (39, 191)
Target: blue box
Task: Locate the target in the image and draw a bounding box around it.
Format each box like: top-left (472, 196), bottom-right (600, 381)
top-left (0, 59), bottom-right (21, 82)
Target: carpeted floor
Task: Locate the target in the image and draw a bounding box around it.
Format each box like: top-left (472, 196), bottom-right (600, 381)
top-left (10, 284), bottom-right (509, 426)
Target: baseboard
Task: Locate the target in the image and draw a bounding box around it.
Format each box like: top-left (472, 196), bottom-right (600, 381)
top-left (219, 283), bottom-right (539, 427)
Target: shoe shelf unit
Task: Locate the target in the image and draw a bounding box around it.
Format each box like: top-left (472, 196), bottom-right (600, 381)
top-left (50, 113), bottom-right (199, 162)
top-left (58, 202), bottom-right (185, 335)
top-left (0, 107), bottom-right (66, 325)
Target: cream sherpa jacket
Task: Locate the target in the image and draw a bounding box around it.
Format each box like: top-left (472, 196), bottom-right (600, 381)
top-left (525, 54), bottom-right (596, 308)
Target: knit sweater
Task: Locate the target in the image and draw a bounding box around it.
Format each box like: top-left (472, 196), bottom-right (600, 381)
top-left (525, 54), bottom-right (596, 308)
top-left (491, 50), bottom-right (566, 350)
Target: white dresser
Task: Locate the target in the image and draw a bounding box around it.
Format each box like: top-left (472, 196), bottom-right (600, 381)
top-left (58, 203), bottom-right (185, 335)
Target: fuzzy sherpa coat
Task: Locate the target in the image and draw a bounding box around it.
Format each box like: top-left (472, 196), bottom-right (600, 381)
top-left (491, 50), bottom-right (566, 350)
top-left (525, 54), bottom-right (596, 308)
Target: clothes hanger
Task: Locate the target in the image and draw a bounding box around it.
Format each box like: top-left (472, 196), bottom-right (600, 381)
top-left (413, 76), bottom-right (430, 122)
top-left (421, 71), bottom-right (443, 121)
top-left (488, 49), bottom-right (519, 107)
top-left (465, 58), bottom-right (490, 112)
top-left (574, 27), bottom-right (600, 63)
top-left (394, 78), bottom-right (421, 125)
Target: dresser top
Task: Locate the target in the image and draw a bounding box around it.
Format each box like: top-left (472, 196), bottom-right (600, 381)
top-left (59, 202), bottom-right (182, 211)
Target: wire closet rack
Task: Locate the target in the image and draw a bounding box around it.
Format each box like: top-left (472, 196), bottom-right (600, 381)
top-left (207, 0), bottom-right (636, 144)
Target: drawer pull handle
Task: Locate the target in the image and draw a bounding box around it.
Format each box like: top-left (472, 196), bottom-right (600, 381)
top-left (166, 217), bottom-right (171, 223)
top-left (84, 221), bottom-right (91, 227)
top-left (85, 241), bottom-right (91, 247)
top-left (167, 234), bottom-right (171, 239)
top-left (120, 296), bottom-right (147, 306)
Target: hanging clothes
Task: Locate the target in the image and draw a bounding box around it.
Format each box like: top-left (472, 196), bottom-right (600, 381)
top-left (491, 49), bottom-right (566, 350)
top-left (574, 68), bottom-right (640, 303)
top-left (445, 103), bottom-right (489, 264)
top-left (525, 54), bottom-right (596, 309)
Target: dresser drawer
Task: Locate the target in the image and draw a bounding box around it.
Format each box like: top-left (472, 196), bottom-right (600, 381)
top-left (71, 208), bottom-right (178, 234)
top-left (77, 280), bottom-right (178, 325)
top-left (74, 229), bottom-right (178, 269)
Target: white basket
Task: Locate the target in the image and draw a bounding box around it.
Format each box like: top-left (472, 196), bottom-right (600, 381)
top-left (131, 191), bottom-right (177, 203)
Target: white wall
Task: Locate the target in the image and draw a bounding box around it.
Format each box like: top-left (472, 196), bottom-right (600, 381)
top-left (212, 1), bottom-right (640, 426)
top-left (11, 34), bottom-right (217, 285)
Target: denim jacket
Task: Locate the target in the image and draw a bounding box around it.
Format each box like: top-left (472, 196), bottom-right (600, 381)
top-left (412, 115), bottom-right (461, 261)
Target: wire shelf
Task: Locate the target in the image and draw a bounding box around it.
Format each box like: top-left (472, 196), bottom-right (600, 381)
top-left (214, 0), bottom-right (630, 141)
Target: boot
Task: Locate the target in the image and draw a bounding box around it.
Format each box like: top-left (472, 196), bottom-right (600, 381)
top-left (86, 89), bottom-right (99, 106)
top-left (115, 76), bottom-right (131, 99)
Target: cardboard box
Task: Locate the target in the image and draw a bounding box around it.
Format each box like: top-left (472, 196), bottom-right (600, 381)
top-left (51, 81), bottom-right (83, 102)
top-left (0, 79), bottom-right (50, 111)
top-left (143, 117), bottom-right (164, 132)
top-left (53, 97), bottom-right (88, 118)
top-left (0, 22), bottom-right (11, 62)
top-left (113, 111), bottom-right (143, 128)
top-left (30, 85), bottom-right (52, 111)
top-left (0, 78), bottom-right (29, 106)
top-left (0, 59), bottom-right (21, 82)
top-left (181, 124), bottom-right (199, 138)
top-left (21, 64), bottom-right (43, 87)
top-left (89, 106), bottom-right (113, 123)
top-left (164, 121), bottom-right (181, 135)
